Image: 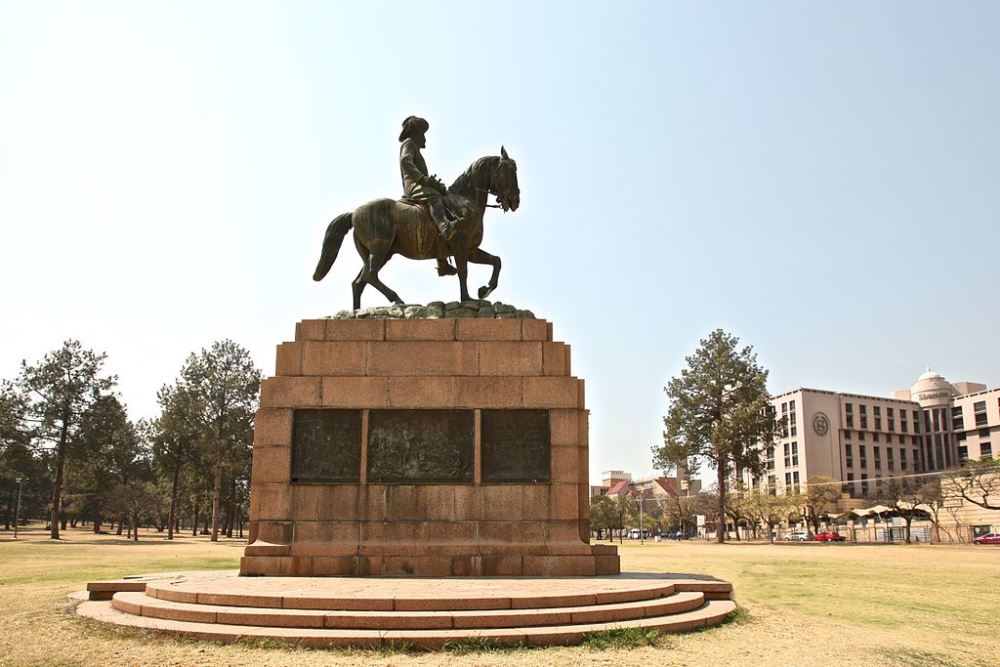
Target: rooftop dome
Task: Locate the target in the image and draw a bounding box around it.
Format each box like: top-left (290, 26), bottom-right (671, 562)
top-left (910, 368), bottom-right (955, 405)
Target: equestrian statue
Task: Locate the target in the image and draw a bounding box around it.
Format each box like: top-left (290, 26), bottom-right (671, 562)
top-left (312, 116), bottom-right (520, 309)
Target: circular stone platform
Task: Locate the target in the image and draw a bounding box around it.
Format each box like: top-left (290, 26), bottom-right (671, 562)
top-left (76, 571), bottom-right (735, 649)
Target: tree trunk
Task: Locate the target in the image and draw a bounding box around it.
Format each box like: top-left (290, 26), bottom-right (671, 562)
top-left (132, 511), bottom-right (140, 542)
top-left (192, 504), bottom-right (200, 537)
top-left (50, 422), bottom-right (70, 539)
top-left (4, 479), bottom-right (14, 530)
top-left (167, 448), bottom-right (182, 541)
top-left (209, 462), bottom-right (223, 541)
top-left (716, 462), bottom-right (727, 544)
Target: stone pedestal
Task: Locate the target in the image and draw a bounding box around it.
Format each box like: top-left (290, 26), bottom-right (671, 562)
top-left (241, 316), bottom-right (619, 577)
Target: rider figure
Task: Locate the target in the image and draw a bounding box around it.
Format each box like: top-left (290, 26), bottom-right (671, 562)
top-left (398, 116), bottom-right (458, 241)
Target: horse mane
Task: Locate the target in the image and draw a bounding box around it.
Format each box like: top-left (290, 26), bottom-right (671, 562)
top-left (449, 155), bottom-right (499, 194)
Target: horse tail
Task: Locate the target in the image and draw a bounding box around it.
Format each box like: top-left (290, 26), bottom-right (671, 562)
top-left (312, 212), bottom-right (353, 281)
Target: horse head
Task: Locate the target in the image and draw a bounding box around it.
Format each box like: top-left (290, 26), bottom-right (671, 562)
top-left (492, 146), bottom-right (520, 212)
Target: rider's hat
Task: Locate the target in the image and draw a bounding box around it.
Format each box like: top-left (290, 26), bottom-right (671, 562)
top-left (399, 116), bottom-right (430, 142)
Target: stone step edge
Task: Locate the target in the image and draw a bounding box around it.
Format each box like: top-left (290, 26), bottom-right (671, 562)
top-left (78, 598), bottom-right (737, 649)
top-left (145, 579), bottom-right (731, 610)
top-left (146, 581), bottom-right (677, 610)
top-left (112, 590), bottom-right (706, 630)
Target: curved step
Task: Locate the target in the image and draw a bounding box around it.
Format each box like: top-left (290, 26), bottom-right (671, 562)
top-left (80, 598), bottom-right (737, 649)
top-left (145, 577), bottom-right (678, 611)
top-left (113, 590), bottom-right (706, 630)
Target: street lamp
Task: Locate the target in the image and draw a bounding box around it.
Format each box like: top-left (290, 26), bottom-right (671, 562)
top-left (13, 477), bottom-right (24, 540)
top-left (638, 494), bottom-right (645, 545)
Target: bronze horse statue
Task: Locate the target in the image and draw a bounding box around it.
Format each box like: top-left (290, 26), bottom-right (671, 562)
top-left (313, 148), bottom-right (520, 309)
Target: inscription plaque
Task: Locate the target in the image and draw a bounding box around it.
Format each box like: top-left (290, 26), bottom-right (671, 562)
top-left (291, 409), bottom-right (362, 483)
top-left (368, 410), bottom-right (474, 483)
top-left (481, 409), bottom-right (550, 483)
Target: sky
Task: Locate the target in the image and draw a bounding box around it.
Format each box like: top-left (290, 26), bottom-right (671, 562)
top-left (2, 1), bottom-right (998, 484)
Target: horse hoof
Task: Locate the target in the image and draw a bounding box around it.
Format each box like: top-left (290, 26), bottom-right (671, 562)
top-left (478, 286), bottom-right (494, 300)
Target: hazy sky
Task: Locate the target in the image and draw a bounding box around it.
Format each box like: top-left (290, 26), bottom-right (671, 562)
top-left (2, 2), bottom-right (998, 483)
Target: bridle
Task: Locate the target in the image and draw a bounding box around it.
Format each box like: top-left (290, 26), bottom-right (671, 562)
top-left (483, 160), bottom-right (518, 210)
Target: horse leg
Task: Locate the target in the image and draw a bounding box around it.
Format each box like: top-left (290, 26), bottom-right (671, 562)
top-left (363, 242), bottom-right (404, 305)
top-left (351, 265), bottom-right (366, 310)
top-left (468, 248), bottom-right (501, 300)
top-left (453, 244), bottom-right (472, 302)
top-left (352, 238), bottom-right (368, 309)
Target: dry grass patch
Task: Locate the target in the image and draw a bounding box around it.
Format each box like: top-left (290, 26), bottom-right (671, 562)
top-left (1, 527), bottom-right (998, 666)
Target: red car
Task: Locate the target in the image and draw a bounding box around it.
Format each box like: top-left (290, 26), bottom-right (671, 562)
top-left (973, 532), bottom-right (1000, 545)
top-left (814, 530), bottom-right (846, 542)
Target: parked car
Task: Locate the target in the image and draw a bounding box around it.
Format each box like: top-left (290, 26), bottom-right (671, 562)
top-left (814, 530), bottom-right (846, 542)
top-left (627, 529), bottom-right (651, 539)
top-left (973, 532), bottom-right (1000, 545)
top-left (784, 531), bottom-right (812, 542)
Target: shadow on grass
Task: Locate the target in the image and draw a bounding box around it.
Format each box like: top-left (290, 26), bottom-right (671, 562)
top-left (880, 647), bottom-right (991, 667)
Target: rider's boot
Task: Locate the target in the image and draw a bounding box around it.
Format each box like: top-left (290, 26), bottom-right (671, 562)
top-left (436, 259), bottom-right (458, 276)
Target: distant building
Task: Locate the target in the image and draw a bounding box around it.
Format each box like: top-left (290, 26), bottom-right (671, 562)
top-left (591, 469), bottom-right (700, 501)
top-left (747, 369), bottom-right (1000, 532)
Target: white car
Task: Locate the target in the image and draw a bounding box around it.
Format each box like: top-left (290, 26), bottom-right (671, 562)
top-left (784, 531), bottom-right (812, 542)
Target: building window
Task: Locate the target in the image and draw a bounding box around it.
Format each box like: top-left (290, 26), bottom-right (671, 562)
top-left (858, 432), bottom-right (866, 442)
top-left (874, 446), bottom-right (881, 469)
top-left (784, 443), bottom-right (791, 468)
top-left (860, 405), bottom-right (867, 415)
top-left (913, 411), bottom-right (921, 432)
top-left (901, 420), bottom-right (908, 433)
top-left (846, 403), bottom-right (853, 413)
top-left (874, 406), bottom-right (881, 416)
top-left (859, 445), bottom-right (867, 468)
top-left (785, 472), bottom-right (792, 489)
top-left (875, 417), bottom-right (882, 430)
top-left (847, 473), bottom-right (856, 497)
top-left (767, 446), bottom-right (775, 470)
top-left (768, 474), bottom-right (777, 495)
top-left (846, 415), bottom-right (854, 428)
top-left (873, 432), bottom-right (880, 443)
top-left (887, 407), bottom-right (894, 418)
top-left (886, 433), bottom-right (893, 444)
top-left (887, 448), bottom-right (895, 471)
top-left (957, 431), bottom-right (967, 441)
top-left (979, 428), bottom-right (991, 438)
top-left (861, 416), bottom-right (868, 429)
top-left (845, 444), bottom-right (853, 468)
top-left (900, 448), bottom-right (907, 470)
top-left (976, 413), bottom-right (989, 427)
top-left (791, 442), bottom-right (799, 466)
top-left (861, 474), bottom-right (869, 496)
top-left (792, 471), bottom-right (800, 493)
top-left (958, 446), bottom-right (969, 463)
top-left (973, 400), bottom-right (987, 412)
top-left (888, 420), bottom-right (895, 432)
top-left (982, 443), bottom-right (993, 459)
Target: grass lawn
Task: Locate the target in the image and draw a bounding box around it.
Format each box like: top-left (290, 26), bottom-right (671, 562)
top-left (1, 527), bottom-right (998, 666)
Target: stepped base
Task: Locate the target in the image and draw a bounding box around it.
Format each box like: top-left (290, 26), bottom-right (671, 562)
top-left (241, 543), bottom-right (620, 577)
top-left (77, 570), bottom-right (735, 648)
